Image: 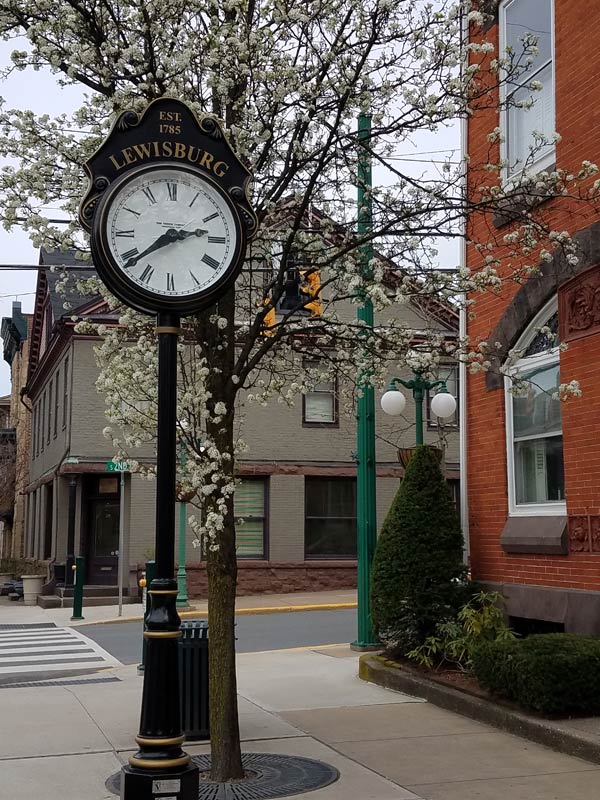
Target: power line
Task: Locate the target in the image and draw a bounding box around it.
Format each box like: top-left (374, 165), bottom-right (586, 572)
top-left (0, 264), bottom-right (91, 270)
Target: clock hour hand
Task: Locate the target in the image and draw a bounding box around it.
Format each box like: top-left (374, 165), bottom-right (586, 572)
top-left (123, 230), bottom-right (178, 268)
top-left (174, 228), bottom-right (208, 240)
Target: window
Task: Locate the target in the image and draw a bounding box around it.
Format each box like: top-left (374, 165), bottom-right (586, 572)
top-left (501, 0), bottom-right (554, 176)
top-left (62, 356), bottom-right (69, 429)
top-left (303, 362), bottom-right (337, 425)
top-left (234, 479), bottom-right (267, 558)
top-left (53, 370), bottom-right (59, 437)
top-left (33, 404), bottom-right (38, 458)
top-left (505, 299), bottom-right (565, 514)
top-left (47, 380), bottom-right (52, 444)
top-left (305, 477), bottom-right (356, 558)
top-left (427, 365), bottom-right (459, 428)
top-left (36, 402), bottom-right (41, 457)
top-left (41, 392), bottom-right (45, 452)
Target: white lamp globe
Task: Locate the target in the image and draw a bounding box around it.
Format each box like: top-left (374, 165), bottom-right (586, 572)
top-left (381, 389), bottom-right (407, 416)
top-left (430, 391), bottom-right (457, 419)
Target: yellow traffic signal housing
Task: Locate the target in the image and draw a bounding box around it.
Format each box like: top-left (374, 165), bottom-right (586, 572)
top-left (262, 299), bottom-right (276, 336)
top-left (300, 269), bottom-right (323, 316)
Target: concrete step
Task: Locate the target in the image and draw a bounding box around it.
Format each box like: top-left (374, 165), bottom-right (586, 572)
top-left (57, 585), bottom-right (132, 599)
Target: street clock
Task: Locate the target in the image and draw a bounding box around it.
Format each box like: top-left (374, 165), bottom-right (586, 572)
top-left (80, 98), bottom-right (257, 315)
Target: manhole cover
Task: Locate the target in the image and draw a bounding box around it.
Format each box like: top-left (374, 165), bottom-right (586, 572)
top-left (106, 752), bottom-right (340, 799)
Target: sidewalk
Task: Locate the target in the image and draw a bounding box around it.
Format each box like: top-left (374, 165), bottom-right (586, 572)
top-left (2, 643), bottom-right (600, 800)
top-left (0, 588), bottom-right (357, 627)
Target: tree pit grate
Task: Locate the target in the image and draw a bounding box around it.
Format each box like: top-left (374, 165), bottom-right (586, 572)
top-left (106, 752), bottom-right (340, 799)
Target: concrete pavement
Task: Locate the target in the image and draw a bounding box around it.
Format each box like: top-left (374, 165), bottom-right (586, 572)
top-left (2, 643), bottom-right (600, 800)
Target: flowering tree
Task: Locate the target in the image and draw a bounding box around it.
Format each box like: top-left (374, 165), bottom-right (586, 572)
top-left (1, 0), bottom-right (599, 780)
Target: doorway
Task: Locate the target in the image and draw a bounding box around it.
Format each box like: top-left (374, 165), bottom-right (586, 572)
top-left (84, 475), bottom-right (120, 585)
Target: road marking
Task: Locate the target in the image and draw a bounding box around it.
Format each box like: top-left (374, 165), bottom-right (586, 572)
top-left (0, 625), bottom-right (120, 677)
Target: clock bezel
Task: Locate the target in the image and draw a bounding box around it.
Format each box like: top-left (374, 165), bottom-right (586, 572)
top-left (91, 161), bottom-right (246, 315)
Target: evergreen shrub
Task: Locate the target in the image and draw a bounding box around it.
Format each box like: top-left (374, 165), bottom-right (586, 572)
top-left (371, 445), bottom-right (467, 654)
top-left (473, 634), bottom-right (600, 715)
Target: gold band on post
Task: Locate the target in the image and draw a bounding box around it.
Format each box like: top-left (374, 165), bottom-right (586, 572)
top-left (155, 326), bottom-right (182, 335)
top-left (143, 630), bottom-right (182, 639)
top-left (128, 754), bottom-right (191, 770)
top-left (148, 589), bottom-right (179, 595)
top-left (135, 734), bottom-right (186, 747)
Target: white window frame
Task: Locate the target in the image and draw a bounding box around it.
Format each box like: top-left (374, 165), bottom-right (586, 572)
top-left (504, 297), bottom-right (565, 516)
top-left (499, 0), bottom-right (555, 181)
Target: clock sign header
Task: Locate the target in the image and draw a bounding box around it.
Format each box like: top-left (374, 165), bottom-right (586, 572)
top-left (79, 97), bottom-right (258, 239)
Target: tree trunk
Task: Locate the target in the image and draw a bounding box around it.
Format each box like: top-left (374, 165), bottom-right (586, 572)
top-left (195, 286), bottom-right (244, 781)
top-left (207, 509), bottom-right (243, 780)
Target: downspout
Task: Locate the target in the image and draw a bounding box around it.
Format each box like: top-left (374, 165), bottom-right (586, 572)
top-left (459, 1), bottom-right (470, 562)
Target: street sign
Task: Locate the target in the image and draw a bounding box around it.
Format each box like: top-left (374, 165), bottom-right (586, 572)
top-left (107, 460), bottom-right (129, 472)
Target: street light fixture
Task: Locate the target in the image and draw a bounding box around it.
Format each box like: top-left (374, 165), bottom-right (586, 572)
top-left (381, 372), bottom-right (457, 445)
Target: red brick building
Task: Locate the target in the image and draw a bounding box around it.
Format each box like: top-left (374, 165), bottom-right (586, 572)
top-left (466, 0), bottom-right (600, 633)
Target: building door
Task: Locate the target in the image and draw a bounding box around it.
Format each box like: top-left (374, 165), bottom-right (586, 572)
top-left (84, 476), bottom-right (120, 585)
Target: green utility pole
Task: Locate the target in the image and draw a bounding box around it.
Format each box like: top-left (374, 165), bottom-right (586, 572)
top-left (352, 113), bottom-right (379, 650)
top-left (70, 556), bottom-right (85, 621)
top-left (177, 450), bottom-right (189, 608)
top-left (177, 499), bottom-right (189, 608)
top-left (138, 559), bottom-right (155, 674)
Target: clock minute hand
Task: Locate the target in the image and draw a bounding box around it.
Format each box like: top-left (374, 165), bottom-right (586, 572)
top-left (123, 229), bottom-right (179, 269)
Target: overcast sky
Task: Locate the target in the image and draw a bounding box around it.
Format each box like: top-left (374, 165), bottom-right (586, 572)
top-left (0, 39), bottom-right (83, 396)
top-left (0, 38), bottom-right (460, 398)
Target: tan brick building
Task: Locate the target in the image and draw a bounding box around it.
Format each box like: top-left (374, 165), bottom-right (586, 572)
top-left (11, 248), bottom-right (458, 600)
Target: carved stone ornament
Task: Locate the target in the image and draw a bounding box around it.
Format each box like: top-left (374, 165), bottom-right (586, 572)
top-left (568, 514), bottom-right (600, 553)
top-left (591, 516), bottom-right (600, 553)
top-left (559, 265), bottom-right (600, 343)
top-left (568, 515), bottom-right (590, 553)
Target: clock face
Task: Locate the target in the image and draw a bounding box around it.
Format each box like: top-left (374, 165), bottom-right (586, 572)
top-left (97, 164), bottom-right (241, 303)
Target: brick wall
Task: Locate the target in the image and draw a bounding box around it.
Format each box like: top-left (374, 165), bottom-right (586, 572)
top-left (466, 2), bottom-right (600, 600)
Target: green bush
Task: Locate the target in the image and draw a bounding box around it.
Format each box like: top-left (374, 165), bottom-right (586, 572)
top-left (0, 557), bottom-right (47, 577)
top-left (473, 633), bottom-right (600, 715)
top-left (371, 445), bottom-right (467, 654)
top-left (407, 591), bottom-right (515, 671)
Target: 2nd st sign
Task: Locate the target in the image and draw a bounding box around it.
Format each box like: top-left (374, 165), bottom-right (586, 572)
top-left (107, 460), bottom-right (129, 472)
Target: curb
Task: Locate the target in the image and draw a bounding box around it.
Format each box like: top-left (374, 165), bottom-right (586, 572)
top-left (72, 601), bottom-right (358, 627)
top-left (359, 654), bottom-right (600, 766)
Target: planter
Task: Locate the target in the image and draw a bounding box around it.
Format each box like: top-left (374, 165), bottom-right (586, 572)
top-left (21, 575), bottom-right (45, 606)
top-left (397, 445), bottom-right (443, 468)
top-left (0, 572), bottom-right (13, 586)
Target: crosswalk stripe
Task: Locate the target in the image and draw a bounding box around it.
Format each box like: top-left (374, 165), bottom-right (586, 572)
top-left (0, 645), bottom-right (93, 658)
top-left (0, 626), bottom-right (120, 678)
top-left (0, 628), bottom-right (71, 642)
top-left (0, 636), bottom-right (76, 646)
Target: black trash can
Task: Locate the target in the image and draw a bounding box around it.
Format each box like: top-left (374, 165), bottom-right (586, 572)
top-left (179, 619), bottom-right (210, 740)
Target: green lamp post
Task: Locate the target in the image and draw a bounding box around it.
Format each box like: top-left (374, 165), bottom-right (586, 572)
top-left (176, 448), bottom-right (190, 609)
top-left (381, 372), bottom-right (457, 444)
top-left (352, 112), bottom-right (379, 650)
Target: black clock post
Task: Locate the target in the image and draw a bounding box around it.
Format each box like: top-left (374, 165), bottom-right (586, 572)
top-left (121, 311), bottom-right (199, 798)
top-left (78, 97), bottom-right (258, 800)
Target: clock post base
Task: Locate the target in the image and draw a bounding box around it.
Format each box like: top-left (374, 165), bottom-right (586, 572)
top-left (120, 762), bottom-right (199, 799)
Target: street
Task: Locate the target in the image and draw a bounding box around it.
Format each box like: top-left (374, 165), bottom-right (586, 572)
top-left (82, 608), bottom-right (357, 665)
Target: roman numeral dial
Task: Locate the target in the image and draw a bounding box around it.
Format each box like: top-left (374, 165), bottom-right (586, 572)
top-left (104, 165), bottom-right (240, 301)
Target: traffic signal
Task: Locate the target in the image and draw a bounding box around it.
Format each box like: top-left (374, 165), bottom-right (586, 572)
top-left (261, 298), bottom-right (276, 336)
top-left (300, 268), bottom-right (322, 316)
top-left (279, 267), bottom-right (303, 310)
top-left (278, 265), bottom-right (322, 316)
